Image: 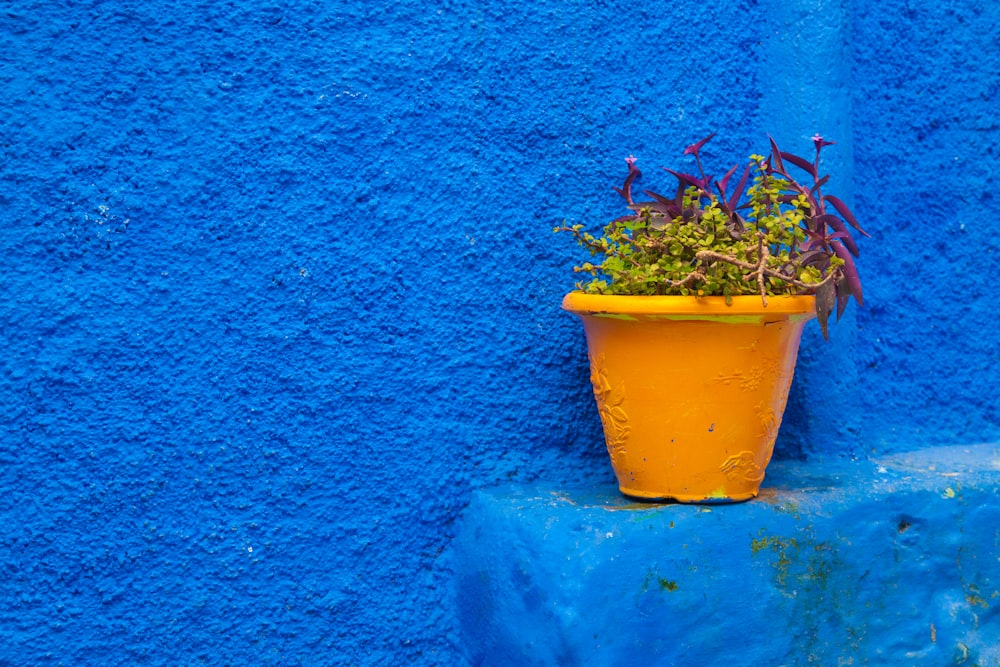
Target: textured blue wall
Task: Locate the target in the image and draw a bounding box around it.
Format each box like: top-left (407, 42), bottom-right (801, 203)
top-left (759, 0), bottom-right (861, 458)
top-left (0, 0), bottom-right (997, 664)
top-left (851, 0), bottom-right (1000, 451)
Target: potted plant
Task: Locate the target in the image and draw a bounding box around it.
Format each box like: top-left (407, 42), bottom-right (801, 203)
top-left (557, 133), bottom-right (867, 503)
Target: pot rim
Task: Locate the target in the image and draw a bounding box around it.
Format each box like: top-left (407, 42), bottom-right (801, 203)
top-left (562, 292), bottom-right (816, 319)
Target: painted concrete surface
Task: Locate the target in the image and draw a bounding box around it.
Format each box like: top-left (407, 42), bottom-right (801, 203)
top-left (455, 444), bottom-right (1000, 666)
top-left (759, 0), bottom-right (860, 460)
top-left (0, 0), bottom-right (998, 663)
top-left (1, 2), bottom-right (760, 662)
top-left (850, 0), bottom-right (1000, 451)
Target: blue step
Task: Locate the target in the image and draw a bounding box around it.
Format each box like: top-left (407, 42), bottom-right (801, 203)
top-left (453, 444), bottom-right (1000, 666)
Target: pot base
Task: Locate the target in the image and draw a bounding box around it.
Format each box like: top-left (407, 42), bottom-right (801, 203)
top-left (620, 486), bottom-right (758, 504)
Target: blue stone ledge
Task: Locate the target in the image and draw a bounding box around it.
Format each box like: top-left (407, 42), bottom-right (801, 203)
top-left (453, 444), bottom-right (1000, 667)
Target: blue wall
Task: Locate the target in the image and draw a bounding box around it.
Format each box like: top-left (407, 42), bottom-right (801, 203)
top-left (0, 0), bottom-right (997, 663)
top-left (851, 0), bottom-right (1000, 451)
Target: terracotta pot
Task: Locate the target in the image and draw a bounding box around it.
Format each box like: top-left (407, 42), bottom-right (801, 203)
top-left (562, 293), bottom-right (816, 503)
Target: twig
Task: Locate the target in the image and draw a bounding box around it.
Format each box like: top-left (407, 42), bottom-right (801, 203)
top-left (695, 242), bottom-right (838, 305)
top-left (755, 236), bottom-right (768, 305)
top-left (665, 272), bottom-right (705, 289)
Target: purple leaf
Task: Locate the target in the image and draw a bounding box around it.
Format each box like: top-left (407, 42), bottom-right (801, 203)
top-left (717, 164), bottom-right (739, 197)
top-left (836, 290), bottom-right (850, 320)
top-left (728, 163), bottom-right (752, 213)
top-left (779, 151), bottom-right (817, 179)
top-left (768, 135), bottom-right (786, 174)
top-left (797, 188), bottom-right (824, 220)
top-left (684, 132), bottom-right (716, 157)
top-left (801, 208), bottom-right (824, 233)
top-left (640, 191), bottom-right (681, 218)
top-left (663, 168), bottom-right (706, 191)
top-left (796, 249), bottom-right (829, 267)
top-left (817, 214), bottom-right (860, 256)
top-left (643, 189), bottom-right (674, 205)
top-left (816, 280), bottom-right (835, 340)
top-left (726, 213), bottom-right (746, 239)
top-left (833, 241), bottom-right (864, 307)
top-left (809, 174), bottom-right (830, 193)
top-left (802, 230), bottom-right (828, 251)
top-left (823, 195), bottom-right (871, 237)
top-left (627, 200), bottom-right (673, 216)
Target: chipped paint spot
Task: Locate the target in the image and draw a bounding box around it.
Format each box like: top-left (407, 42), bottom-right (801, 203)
top-left (642, 569), bottom-right (679, 594)
top-left (659, 578), bottom-right (678, 592)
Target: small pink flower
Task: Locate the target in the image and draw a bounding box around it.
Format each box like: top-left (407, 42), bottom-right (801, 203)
top-left (812, 134), bottom-right (835, 149)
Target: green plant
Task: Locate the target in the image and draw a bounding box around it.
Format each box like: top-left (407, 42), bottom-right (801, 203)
top-left (556, 133), bottom-right (868, 338)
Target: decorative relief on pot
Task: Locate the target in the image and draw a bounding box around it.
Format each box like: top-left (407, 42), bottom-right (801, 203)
top-left (715, 357), bottom-right (781, 392)
top-left (589, 353), bottom-right (629, 463)
top-left (756, 401), bottom-right (780, 445)
top-left (720, 450), bottom-right (765, 482)
top-left (714, 366), bottom-right (764, 391)
top-left (714, 371), bottom-right (744, 387)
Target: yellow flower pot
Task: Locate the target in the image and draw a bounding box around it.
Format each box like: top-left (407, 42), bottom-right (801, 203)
top-left (562, 293), bottom-right (816, 503)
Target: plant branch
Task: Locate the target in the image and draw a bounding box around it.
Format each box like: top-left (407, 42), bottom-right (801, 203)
top-left (695, 244), bottom-right (838, 303)
top-left (664, 271), bottom-right (706, 289)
